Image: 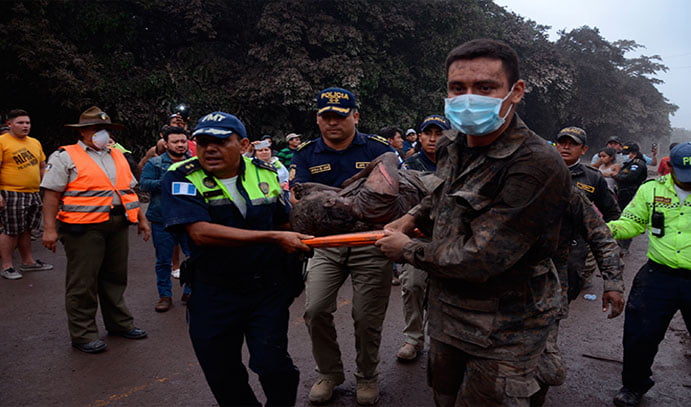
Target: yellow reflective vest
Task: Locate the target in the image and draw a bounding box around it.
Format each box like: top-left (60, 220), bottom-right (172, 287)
top-left (607, 175), bottom-right (691, 270)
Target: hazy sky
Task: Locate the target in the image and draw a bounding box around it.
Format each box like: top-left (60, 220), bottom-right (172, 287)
top-left (494, 0), bottom-right (691, 130)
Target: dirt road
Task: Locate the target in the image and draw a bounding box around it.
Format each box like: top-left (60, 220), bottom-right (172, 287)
top-left (1, 228), bottom-right (689, 406)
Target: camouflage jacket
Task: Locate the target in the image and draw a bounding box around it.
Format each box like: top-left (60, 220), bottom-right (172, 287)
top-left (554, 188), bottom-right (625, 319)
top-left (402, 116), bottom-right (571, 361)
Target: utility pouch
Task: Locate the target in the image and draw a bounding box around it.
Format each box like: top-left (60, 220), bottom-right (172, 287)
top-left (651, 211), bottom-right (664, 237)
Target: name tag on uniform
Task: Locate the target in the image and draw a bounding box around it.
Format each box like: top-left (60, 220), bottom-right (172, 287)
top-left (172, 182), bottom-right (197, 196)
top-left (355, 161), bottom-right (370, 169)
top-left (309, 164), bottom-right (331, 174)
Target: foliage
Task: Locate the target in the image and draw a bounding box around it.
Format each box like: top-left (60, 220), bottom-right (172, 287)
top-left (0, 0), bottom-right (676, 159)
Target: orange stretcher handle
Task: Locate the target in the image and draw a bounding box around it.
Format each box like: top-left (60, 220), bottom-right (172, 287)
top-left (301, 229), bottom-right (423, 248)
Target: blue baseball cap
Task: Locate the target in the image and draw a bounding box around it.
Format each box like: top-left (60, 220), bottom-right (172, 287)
top-left (317, 87), bottom-right (357, 116)
top-left (670, 142), bottom-right (691, 183)
top-left (192, 112), bottom-right (247, 139)
top-left (420, 115), bottom-right (451, 132)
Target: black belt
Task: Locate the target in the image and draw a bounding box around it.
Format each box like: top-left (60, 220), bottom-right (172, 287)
top-left (648, 260), bottom-right (691, 279)
top-left (110, 205), bottom-right (125, 215)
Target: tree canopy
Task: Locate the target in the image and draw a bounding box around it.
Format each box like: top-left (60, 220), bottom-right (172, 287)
top-left (0, 0), bottom-right (677, 157)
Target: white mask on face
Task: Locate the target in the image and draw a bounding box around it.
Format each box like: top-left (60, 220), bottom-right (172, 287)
top-left (91, 129), bottom-right (110, 150)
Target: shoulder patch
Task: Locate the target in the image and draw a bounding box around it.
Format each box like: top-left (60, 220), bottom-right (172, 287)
top-left (171, 182), bottom-right (197, 196)
top-left (296, 140), bottom-right (313, 151)
top-left (251, 157), bottom-right (278, 173)
top-left (368, 134), bottom-right (390, 145)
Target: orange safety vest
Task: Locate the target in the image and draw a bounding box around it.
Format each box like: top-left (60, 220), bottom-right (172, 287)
top-left (57, 144), bottom-right (140, 224)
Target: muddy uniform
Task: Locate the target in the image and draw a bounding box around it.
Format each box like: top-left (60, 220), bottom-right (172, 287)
top-left (567, 162), bottom-right (621, 300)
top-left (534, 188), bottom-right (624, 399)
top-left (402, 116), bottom-right (571, 405)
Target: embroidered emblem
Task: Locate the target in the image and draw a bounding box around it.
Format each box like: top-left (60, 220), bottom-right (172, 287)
top-left (203, 177), bottom-right (217, 188)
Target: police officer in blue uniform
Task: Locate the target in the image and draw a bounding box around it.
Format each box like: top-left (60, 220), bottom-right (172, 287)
top-left (161, 112), bottom-right (312, 406)
top-left (290, 87), bottom-right (394, 405)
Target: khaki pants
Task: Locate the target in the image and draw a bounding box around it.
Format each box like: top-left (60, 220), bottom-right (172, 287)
top-left (303, 245), bottom-right (392, 382)
top-left (399, 263), bottom-right (427, 347)
top-left (59, 214), bottom-right (134, 343)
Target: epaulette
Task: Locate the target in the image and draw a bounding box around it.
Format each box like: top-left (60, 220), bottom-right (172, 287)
top-left (583, 164), bottom-right (599, 172)
top-left (251, 157), bottom-right (278, 173)
top-left (171, 157), bottom-right (202, 175)
top-left (642, 178), bottom-right (657, 185)
top-left (368, 134), bottom-right (390, 145)
top-left (296, 140), bottom-right (313, 151)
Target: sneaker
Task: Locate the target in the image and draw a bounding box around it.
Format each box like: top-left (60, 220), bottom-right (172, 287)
top-left (391, 276), bottom-right (401, 286)
top-left (309, 378), bottom-right (340, 404)
top-left (20, 260), bottom-right (53, 272)
top-left (396, 343), bottom-right (420, 361)
top-left (1, 267), bottom-right (23, 280)
top-left (356, 381), bottom-right (379, 405)
top-left (171, 268), bottom-right (180, 279)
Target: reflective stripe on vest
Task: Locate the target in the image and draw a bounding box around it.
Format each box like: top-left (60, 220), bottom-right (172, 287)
top-left (57, 144), bottom-right (140, 224)
top-left (182, 156), bottom-right (281, 207)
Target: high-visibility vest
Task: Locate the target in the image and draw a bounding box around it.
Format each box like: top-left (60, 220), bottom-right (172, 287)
top-left (57, 144), bottom-right (140, 224)
top-left (171, 155), bottom-right (281, 208)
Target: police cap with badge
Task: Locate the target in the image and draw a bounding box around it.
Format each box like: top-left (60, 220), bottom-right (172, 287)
top-left (317, 87), bottom-right (357, 116)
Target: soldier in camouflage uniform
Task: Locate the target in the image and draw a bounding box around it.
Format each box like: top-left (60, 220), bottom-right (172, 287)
top-left (531, 187), bottom-right (625, 406)
top-left (377, 39), bottom-right (572, 406)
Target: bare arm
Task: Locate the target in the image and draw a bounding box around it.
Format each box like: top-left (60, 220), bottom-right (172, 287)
top-left (41, 189), bottom-right (62, 252)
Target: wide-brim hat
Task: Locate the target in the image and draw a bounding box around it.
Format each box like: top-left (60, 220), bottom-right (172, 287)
top-left (64, 106), bottom-right (125, 129)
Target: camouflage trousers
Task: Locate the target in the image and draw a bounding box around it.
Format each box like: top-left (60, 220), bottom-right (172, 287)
top-left (534, 322), bottom-right (567, 386)
top-left (428, 338), bottom-right (541, 407)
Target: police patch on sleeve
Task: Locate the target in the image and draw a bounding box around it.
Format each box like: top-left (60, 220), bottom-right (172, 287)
top-left (172, 182), bottom-right (197, 196)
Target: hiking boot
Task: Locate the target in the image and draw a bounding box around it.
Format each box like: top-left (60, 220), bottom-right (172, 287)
top-left (309, 378), bottom-right (340, 404)
top-left (19, 260), bottom-right (53, 272)
top-left (356, 381), bottom-right (379, 405)
top-left (1, 267), bottom-right (23, 280)
top-left (396, 343), bottom-right (420, 361)
top-left (155, 297), bottom-right (172, 312)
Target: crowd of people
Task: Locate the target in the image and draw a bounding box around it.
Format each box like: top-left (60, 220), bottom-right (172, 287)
top-left (1, 38), bottom-right (690, 407)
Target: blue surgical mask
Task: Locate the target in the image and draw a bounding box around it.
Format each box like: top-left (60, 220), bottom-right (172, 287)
top-left (444, 85), bottom-right (515, 136)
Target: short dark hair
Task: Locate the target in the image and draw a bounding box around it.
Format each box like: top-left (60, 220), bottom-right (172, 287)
top-left (7, 109), bottom-right (29, 121)
top-left (162, 126), bottom-right (188, 142)
top-left (378, 126), bottom-right (403, 141)
top-left (445, 39), bottom-right (520, 86)
top-left (599, 147), bottom-right (616, 158)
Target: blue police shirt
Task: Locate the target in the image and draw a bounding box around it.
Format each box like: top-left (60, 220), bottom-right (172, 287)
top-left (290, 131), bottom-right (394, 188)
top-left (161, 158), bottom-right (295, 288)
